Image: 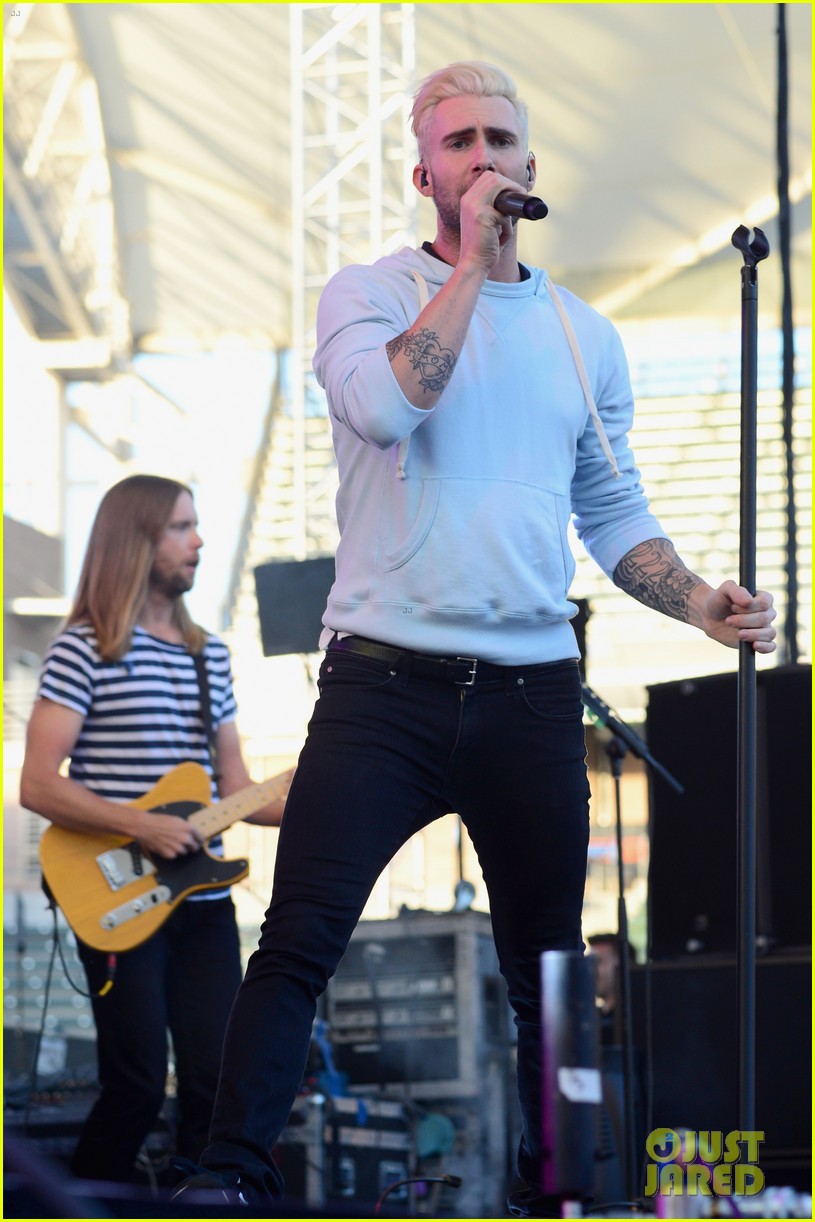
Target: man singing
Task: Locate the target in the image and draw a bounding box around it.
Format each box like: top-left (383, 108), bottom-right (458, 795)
top-left (175, 62), bottom-right (776, 1214)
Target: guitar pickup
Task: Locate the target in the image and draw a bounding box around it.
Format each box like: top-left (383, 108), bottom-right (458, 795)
top-left (97, 846), bottom-right (156, 891)
top-left (101, 885), bottom-right (172, 930)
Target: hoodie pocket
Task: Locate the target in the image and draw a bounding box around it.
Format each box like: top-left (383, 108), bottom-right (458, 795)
top-left (380, 476), bottom-right (573, 620)
top-left (384, 478), bottom-right (440, 570)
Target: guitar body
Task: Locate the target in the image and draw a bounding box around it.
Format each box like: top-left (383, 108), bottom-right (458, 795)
top-left (40, 762), bottom-right (249, 953)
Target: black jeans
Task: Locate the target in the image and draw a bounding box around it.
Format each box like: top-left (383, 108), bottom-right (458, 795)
top-left (73, 895), bottom-right (242, 1182)
top-left (203, 650), bottom-right (590, 1200)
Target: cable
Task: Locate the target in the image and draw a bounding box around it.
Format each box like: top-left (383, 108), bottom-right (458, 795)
top-left (45, 896), bottom-right (117, 999)
top-left (776, 2), bottom-right (799, 664)
top-left (25, 927), bottom-right (58, 1109)
top-left (10, 901), bottom-right (115, 1126)
top-left (374, 1173), bottom-right (462, 1215)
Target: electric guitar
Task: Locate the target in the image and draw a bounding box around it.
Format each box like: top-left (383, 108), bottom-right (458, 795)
top-left (39, 761), bottom-right (288, 953)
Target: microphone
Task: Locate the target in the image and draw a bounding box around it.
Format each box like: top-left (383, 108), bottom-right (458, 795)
top-left (494, 189), bottom-right (548, 220)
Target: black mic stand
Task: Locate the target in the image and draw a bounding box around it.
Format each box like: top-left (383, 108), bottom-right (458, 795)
top-left (581, 684), bottom-right (683, 1203)
top-left (731, 224), bottom-right (769, 1134)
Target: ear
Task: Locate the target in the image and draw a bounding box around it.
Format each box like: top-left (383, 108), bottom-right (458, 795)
top-left (413, 163), bottom-right (431, 195)
top-left (526, 153), bottom-right (537, 189)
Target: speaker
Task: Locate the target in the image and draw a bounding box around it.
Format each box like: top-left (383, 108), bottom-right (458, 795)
top-left (326, 910), bottom-right (511, 1098)
top-left (645, 664), bottom-right (811, 958)
top-left (274, 1097), bottom-right (411, 1210)
top-left (254, 556), bottom-right (335, 656)
top-left (630, 953), bottom-right (811, 1187)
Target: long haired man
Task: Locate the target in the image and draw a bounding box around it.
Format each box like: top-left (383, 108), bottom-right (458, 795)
top-left (21, 474), bottom-right (288, 1184)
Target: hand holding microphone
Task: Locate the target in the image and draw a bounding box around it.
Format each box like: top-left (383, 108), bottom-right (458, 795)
top-left (493, 189), bottom-right (548, 220)
top-left (455, 170), bottom-right (549, 275)
top-left (493, 162), bottom-right (547, 219)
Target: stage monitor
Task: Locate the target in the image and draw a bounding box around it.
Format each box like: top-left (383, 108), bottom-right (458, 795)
top-left (254, 556), bottom-right (335, 656)
top-left (646, 664), bottom-right (811, 957)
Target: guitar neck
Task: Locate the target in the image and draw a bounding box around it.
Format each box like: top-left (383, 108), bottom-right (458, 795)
top-left (189, 776), bottom-right (286, 839)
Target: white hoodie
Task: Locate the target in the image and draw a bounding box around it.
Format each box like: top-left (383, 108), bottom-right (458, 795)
top-left (312, 245), bottom-right (667, 665)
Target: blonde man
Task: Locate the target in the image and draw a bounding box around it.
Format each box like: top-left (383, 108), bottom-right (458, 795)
top-left (175, 64), bottom-right (776, 1213)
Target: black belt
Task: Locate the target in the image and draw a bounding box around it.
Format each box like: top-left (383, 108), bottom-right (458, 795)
top-left (327, 634), bottom-right (514, 686)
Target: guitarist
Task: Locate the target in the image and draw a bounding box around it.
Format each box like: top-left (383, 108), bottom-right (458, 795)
top-left (20, 474), bottom-right (289, 1186)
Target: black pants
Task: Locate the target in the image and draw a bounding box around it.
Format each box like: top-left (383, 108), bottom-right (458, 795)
top-left (203, 652), bottom-right (590, 1201)
top-left (72, 895), bottom-right (242, 1182)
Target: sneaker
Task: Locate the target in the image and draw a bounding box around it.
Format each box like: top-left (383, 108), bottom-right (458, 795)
top-left (170, 1170), bottom-right (252, 1206)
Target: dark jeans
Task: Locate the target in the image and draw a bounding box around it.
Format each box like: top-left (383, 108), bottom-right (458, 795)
top-left (72, 896), bottom-right (242, 1182)
top-left (202, 648), bottom-right (590, 1200)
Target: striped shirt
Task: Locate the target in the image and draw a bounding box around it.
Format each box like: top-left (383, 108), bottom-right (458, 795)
top-left (38, 623), bottom-right (238, 900)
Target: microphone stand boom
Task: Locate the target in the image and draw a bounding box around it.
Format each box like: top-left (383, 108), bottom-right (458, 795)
top-left (581, 683), bottom-right (683, 1202)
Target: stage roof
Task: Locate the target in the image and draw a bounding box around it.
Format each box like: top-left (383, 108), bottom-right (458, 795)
top-left (4, 3), bottom-right (812, 354)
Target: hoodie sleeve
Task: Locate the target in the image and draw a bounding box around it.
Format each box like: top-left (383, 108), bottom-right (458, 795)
top-left (570, 317), bottom-right (669, 578)
top-left (313, 262), bottom-right (433, 450)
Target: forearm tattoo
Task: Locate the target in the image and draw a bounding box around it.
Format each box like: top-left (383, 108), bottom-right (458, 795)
top-left (613, 538), bottom-right (703, 622)
top-left (386, 328), bottom-right (457, 395)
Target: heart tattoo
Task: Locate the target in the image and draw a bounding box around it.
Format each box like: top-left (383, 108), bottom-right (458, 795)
top-left (386, 327), bottom-right (457, 394)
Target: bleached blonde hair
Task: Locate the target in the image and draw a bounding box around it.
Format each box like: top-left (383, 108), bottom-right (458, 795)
top-left (410, 61), bottom-right (529, 162)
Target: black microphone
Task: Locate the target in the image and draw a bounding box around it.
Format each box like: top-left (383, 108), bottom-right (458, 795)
top-left (494, 190), bottom-right (548, 220)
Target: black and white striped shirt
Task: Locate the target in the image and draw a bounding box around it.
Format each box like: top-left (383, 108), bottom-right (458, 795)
top-left (38, 623), bottom-right (238, 900)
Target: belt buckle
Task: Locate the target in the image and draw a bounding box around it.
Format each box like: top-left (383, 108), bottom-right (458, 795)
top-left (456, 657), bottom-right (478, 686)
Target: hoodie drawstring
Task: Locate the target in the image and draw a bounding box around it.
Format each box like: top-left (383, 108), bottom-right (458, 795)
top-left (548, 281), bottom-right (621, 479)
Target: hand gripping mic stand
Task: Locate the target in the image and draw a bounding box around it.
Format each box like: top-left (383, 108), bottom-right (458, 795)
top-left (581, 684), bottom-right (683, 1202)
top-left (731, 224), bottom-right (769, 1133)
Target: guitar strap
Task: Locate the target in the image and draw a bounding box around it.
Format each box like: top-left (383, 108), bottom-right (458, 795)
top-left (192, 649), bottom-right (221, 782)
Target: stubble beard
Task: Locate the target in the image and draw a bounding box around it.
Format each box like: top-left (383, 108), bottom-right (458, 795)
top-left (431, 183), bottom-right (464, 244)
top-left (150, 568), bottom-right (194, 601)
top-left (431, 176), bottom-right (518, 249)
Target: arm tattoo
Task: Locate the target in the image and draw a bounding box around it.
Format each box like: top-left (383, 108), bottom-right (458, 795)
top-left (386, 328), bottom-right (457, 395)
top-left (613, 538), bottom-right (703, 622)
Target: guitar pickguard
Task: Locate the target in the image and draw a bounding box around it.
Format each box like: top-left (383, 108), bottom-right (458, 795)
top-left (93, 799), bottom-right (201, 892)
top-left (99, 853), bottom-right (247, 932)
top-left (94, 799), bottom-right (243, 904)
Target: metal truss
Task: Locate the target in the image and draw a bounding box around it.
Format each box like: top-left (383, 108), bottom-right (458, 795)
top-left (227, 3), bottom-right (418, 641)
top-left (3, 3), bottom-right (129, 371)
top-left (287, 1), bottom-right (417, 558)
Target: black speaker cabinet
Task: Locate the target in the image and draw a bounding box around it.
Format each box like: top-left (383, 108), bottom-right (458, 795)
top-left (254, 556), bottom-right (335, 656)
top-left (630, 953), bottom-right (811, 1186)
top-left (274, 1097), bottom-right (411, 1209)
top-left (645, 664), bottom-right (811, 958)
